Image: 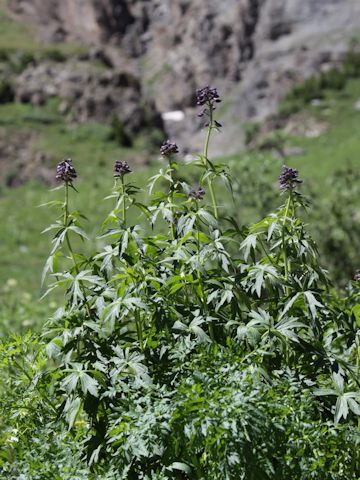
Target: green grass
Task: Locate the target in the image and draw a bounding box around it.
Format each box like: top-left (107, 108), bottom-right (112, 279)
top-left (0, 104), bottom-right (158, 295)
top-left (0, 2), bottom-right (86, 57)
top-left (284, 81), bottom-right (360, 180)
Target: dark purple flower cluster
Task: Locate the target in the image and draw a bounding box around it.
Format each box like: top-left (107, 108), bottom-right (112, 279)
top-left (279, 165), bottom-right (302, 192)
top-left (354, 270), bottom-right (360, 282)
top-left (114, 160), bottom-right (131, 177)
top-left (196, 86), bottom-right (222, 128)
top-left (189, 186), bottom-right (205, 201)
top-left (196, 86), bottom-right (221, 107)
top-left (56, 158), bottom-right (77, 184)
top-left (160, 140), bottom-right (179, 156)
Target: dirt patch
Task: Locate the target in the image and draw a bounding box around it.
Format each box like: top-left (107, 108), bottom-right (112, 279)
top-left (282, 112), bottom-right (328, 138)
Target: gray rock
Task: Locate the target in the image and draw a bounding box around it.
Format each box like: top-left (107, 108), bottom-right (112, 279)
top-left (8, 0), bottom-right (360, 154)
top-left (14, 61), bottom-right (163, 133)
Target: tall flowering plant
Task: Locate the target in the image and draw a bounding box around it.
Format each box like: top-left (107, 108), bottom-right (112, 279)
top-left (36, 87), bottom-right (360, 478)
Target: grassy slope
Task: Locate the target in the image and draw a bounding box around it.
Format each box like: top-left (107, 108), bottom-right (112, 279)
top-left (288, 82), bottom-right (360, 180)
top-left (0, 0), bottom-right (84, 56)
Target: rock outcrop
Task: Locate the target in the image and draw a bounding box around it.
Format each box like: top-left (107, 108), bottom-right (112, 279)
top-left (8, 0), bottom-right (360, 154)
top-left (14, 61), bottom-right (162, 133)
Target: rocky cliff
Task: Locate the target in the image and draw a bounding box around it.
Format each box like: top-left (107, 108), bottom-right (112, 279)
top-left (8, 0), bottom-right (360, 154)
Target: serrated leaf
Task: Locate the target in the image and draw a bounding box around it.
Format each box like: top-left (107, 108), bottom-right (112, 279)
top-left (335, 395), bottom-right (348, 424)
top-left (64, 396), bottom-right (81, 430)
top-left (240, 234), bottom-right (257, 261)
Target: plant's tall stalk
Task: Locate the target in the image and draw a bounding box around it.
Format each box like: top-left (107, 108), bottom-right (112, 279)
top-left (196, 86), bottom-right (221, 219)
top-left (63, 182), bottom-right (91, 317)
top-left (278, 166), bottom-right (302, 294)
top-left (114, 161), bottom-right (131, 228)
top-left (192, 198), bottom-right (215, 343)
top-left (282, 193), bottom-right (292, 292)
top-left (120, 176), bottom-right (126, 226)
top-left (167, 157), bottom-right (176, 240)
top-left (203, 105), bottom-right (219, 220)
top-left (160, 141), bottom-right (179, 240)
top-left (135, 310), bottom-right (143, 351)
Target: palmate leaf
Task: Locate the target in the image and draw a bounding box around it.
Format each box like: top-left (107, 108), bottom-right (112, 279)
top-left (173, 315), bottom-right (211, 344)
top-left (236, 323), bottom-right (261, 347)
top-left (246, 264), bottom-right (279, 298)
top-left (60, 270), bottom-right (104, 306)
top-left (67, 225), bottom-right (89, 240)
top-left (110, 347), bottom-right (151, 383)
top-left (197, 208), bottom-right (218, 228)
top-left (41, 251), bottom-right (62, 285)
top-left (304, 291), bottom-right (323, 319)
top-left (280, 291), bottom-right (323, 320)
top-left (63, 395), bottom-right (81, 430)
top-left (314, 372), bottom-right (360, 423)
top-left (62, 364), bottom-right (99, 397)
top-left (275, 316), bottom-right (307, 340)
top-left (148, 168), bottom-right (173, 194)
top-left (94, 245), bottom-right (119, 275)
top-left (240, 234), bottom-right (257, 261)
top-left (335, 395), bottom-right (349, 424)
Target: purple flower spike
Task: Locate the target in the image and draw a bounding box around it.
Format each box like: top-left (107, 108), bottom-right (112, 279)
top-left (56, 158), bottom-right (77, 184)
top-left (114, 160), bottom-right (131, 177)
top-left (189, 186), bottom-right (206, 201)
top-left (160, 140), bottom-right (179, 156)
top-left (279, 165), bottom-right (302, 192)
top-left (196, 86), bottom-right (221, 106)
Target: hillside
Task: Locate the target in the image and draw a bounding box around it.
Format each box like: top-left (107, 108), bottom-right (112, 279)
top-left (3, 0), bottom-right (360, 154)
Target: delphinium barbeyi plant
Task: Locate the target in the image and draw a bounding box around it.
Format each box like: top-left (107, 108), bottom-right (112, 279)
top-left (34, 87), bottom-right (360, 479)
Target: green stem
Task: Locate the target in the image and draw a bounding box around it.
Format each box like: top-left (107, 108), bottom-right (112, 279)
top-left (135, 311), bottom-right (143, 350)
top-left (167, 158), bottom-right (175, 240)
top-left (13, 359), bottom-right (57, 413)
top-left (64, 183), bottom-right (91, 317)
top-left (121, 176), bottom-right (126, 226)
top-left (194, 209), bottom-right (215, 343)
top-left (282, 194), bottom-right (292, 294)
top-left (203, 106), bottom-right (218, 220)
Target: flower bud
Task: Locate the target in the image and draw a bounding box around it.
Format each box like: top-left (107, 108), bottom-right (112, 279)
top-left (114, 160), bottom-right (131, 177)
top-left (55, 158), bottom-right (77, 184)
top-left (160, 140), bottom-right (179, 156)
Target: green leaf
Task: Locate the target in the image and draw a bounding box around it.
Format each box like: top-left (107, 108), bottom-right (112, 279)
top-left (168, 462), bottom-right (192, 474)
top-left (347, 398), bottom-right (360, 415)
top-left (64, 396), bottom-right (81, 430)
top-left (197, 209), bottom-right (218, 227)
top-left (304, 291), bottom-right (323, 319)
top-left (79, 372), bottom-right (99, 397)
top-left (335, 395), bottom-right (348, 424)
top-left (313, 388), bottom-right (337, 396)
top-left (240, 234), bottom-right (257, 261)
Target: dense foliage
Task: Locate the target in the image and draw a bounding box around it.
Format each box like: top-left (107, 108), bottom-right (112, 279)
top-left (0, 88), bottom-right (359, 479)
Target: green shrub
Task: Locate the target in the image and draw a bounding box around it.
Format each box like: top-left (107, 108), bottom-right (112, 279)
top-left (1, 87), bottom-right (359, 479)
top-left (320, 68), bottom-right (347, 91)
top-left (0, 78), bottom-right (14, 104)
top-left (42, 48), bottom-right (67, 63)
top-left (244, 121), bottom-right (261, 145)
top-left (108, 113), bottom-right (133, 147)
top-left (0, 49), bottom-right (9, 62)
top-left (343, 50), bottom-right (360, 78)
top-left (10, 50), bottom-right (36, 73)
